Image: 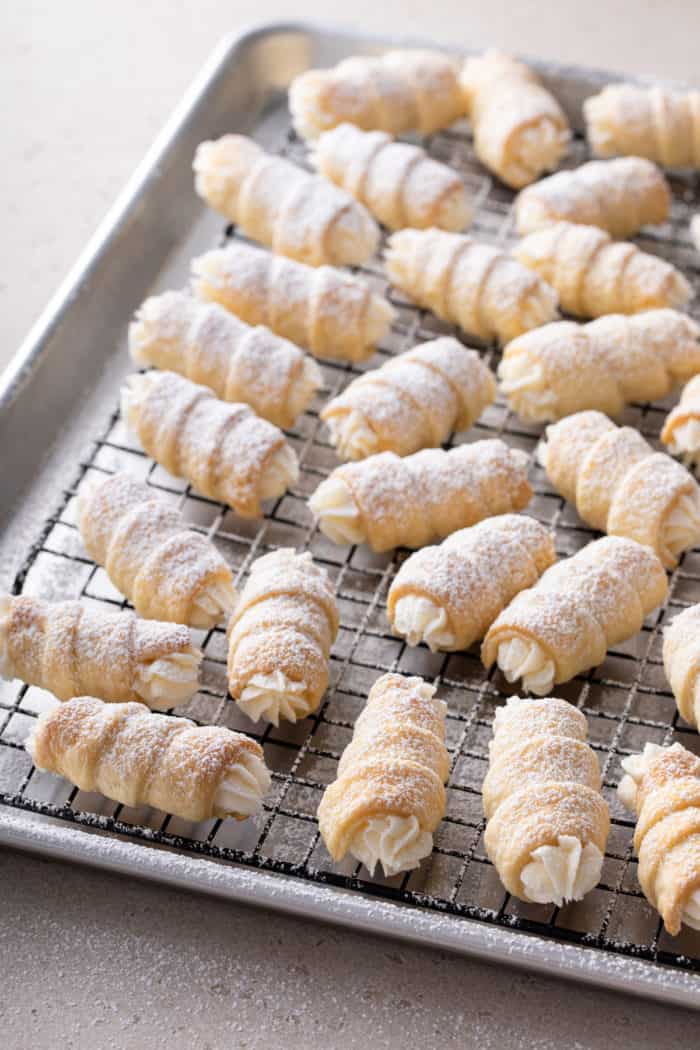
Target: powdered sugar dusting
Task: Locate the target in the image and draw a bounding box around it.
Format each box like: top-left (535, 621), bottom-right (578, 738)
top-left (321, 336), bottom-right (496, 459)
top-left (515, 157), bottom-right (671, 236)
top-left (227, 548), bottom-right (339, 723)
top-left (191, 239), bottom-right (394, 363)
top-left (386, 227), bottom-right (558, 345)
top-left (388, 513), bottom-right (555, 651)
top-left (312, 439), bottom-right (532, 552)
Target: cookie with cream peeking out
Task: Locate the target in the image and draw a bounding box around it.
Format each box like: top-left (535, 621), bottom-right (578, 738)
top-left (318, 672), bottom-right (448, 878)
top-left (483, 696), bottom-right (609, 907)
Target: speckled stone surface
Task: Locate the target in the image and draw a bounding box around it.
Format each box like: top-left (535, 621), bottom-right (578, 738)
top-left (2, 849), bottom-right (698, 1048)
top-left (4, 4), bottom-right (700, 1046)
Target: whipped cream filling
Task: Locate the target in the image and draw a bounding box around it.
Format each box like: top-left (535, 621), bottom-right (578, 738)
top-left (349, 814), bottom-right (434, 878)
top-left (434, 187), bottom-right (473, 233)
top-left (617, 742), bottom-right (700, 931)
top-left (661, 492), bottom-right (700, 563)
top-left (190, 578), bottom-right (237, 629)
top-left (309, 477), bottom-right (365, 546)
top-left (213, 751), bottom-right (271, 818)
top-left (287, 358), bottom-right (323, 421)
top-left (521, 834), bottom-right (604, 907)
top-left (496, 636), bottom-right (556, 696)
top-left (513, 120), bottom-right (567, 185)
top-left (667, 419), bottom-right (700, 463)
top-left (0, 594), bottom-right (12, 679)
top-left (134, 649), bottom-right (202, 710)
top-left (121, 372), bottom-right (158, 430)
top-left (498, 356), bottom-right (558, 422)
top-left (238, 670), bottom-right (310, 726)
top-left (128, 318), bottom-right (152, 364)
top-left (617, 742), bottom-right (665, 811)
top-left (259, 444), bottom-right (300, 501)
top-left (392, 596), bottom-right (456, 652)
top-left (324, 411), bottom-right (379, 461)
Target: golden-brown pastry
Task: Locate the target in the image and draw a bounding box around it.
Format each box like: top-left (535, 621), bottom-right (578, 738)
top-left (386, 228), bottom-right (559, 345)
top-left (500, 311), bottom-right (700, 423)
top-left (584, 83), bottom-right (700, 168)
top-left (321, 337), bottom-right (496, 460)
top-left (227, 549), bottom-right (339, 726)
top-left (460, 50), bottom-right (569, 188)
top-left (317, 672), bottom-right (448, 877)
top-left (661, 374), bottom-right (700, 464)
top-left (387, 514), bottom-right (555, 652)
top-left (27, 696), bottom-right (271, 822)
top-left (121, 371), bottom-right (298, 518)
top-left (618, 742), bottom-right (700, 935)
top-left (312, 123), bottom-right (472, 231)
top-left (191, 241), bottom-right (395, 364)
top-left (482, 536), bottom-right (668, 694)
top-left (193, 134), bottom-right (379, 266)
top-left (289, 49), bottom-right (464, 140)
top-left (662, 604), bottom-right (700, 728)
top-left (514, 222), bottom-right (691, 318)
top-left (540, 410), bottom-right (700, 568)
top-left (309, 440), bottom-right (532, 552)
top-left (483, 696), bottom-right (609, 904)
top-left (0, 595), bottom-right (201, 710)
top-left (515, 157), bottom-right (671, 236)
top-left (129, 290), bottom-right (322, 429)
top-left (78, 472), bottom-right (236, 628)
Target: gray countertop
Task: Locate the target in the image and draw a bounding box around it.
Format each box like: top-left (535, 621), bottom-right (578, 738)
top-left (3, 4), bottom-right (700, 1046)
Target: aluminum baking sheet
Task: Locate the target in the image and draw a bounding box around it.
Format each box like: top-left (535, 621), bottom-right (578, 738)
top-left (2, 20), bottom-right (700, 1009)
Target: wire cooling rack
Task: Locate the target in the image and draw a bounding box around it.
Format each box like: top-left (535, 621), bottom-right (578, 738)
top-left (3, 111), bottom-right (700, 977)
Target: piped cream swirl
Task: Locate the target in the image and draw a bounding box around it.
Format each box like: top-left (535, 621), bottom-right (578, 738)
top-left (349, 814), bottom-right (433, 878)
top-left (238, 670), bottom-right (310, 726)
top-left (309, 477), bottom-right (365, 546)
top-left (392, 596), bottom-right (455, 652)
top-left (496, 636), bottom-right (556, 695)
top-left (134, 648), bottom-right (202, 710)
top-left (521, 834), bottom-right (604, 907)
top-left (213, 751), bottom-right (271, 818)
top-left (324, 411), bottom-right (379, 461)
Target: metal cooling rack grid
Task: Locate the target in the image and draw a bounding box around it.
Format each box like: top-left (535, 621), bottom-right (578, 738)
top-left (3, 113), bottom-right (700, 975)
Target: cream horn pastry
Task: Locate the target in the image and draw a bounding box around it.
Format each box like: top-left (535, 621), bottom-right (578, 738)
top-left (483, 696), bottom-right (609, 905)
top-left (514, 222), bottom-right (691, 318)
top-left (27, 696), bottom-right (270, 822)
top-left (309, 440), bottom-right (532, 553)
top-left (515, 157), bottom-right (670, 237)
top-left (78, 472), bottom-right (235, 628)
top-left (482, 536), bottom-right (668, 695)
top-left (460, 50), bottom-right (569, 189)
top-left (386, 228), bottom-right (558, 346)
top-left (500, 311), bottom-right (700, 423)
top-left (129, 290), bottom-right (322, 429)
top-left (289, 49), bottom-right (464, 141)
top-left (193, 134), bottom-right (379, 267)
top-left (321, 337), bottom-right (496, 460)
top-left (661, 374), bottom-right (700, 464)
top-left (317, 672), bottom-right (448, 877)
top-left (192, 241), bottom-right (395, 365)
top-left (584, 83), bottom-right (700, 168)
top-left (312, 123), bottom-right (472, 232)
top-left (121, 371), bottom-right (298, 518)
top-left (618, 742), bottom-right (700, 935)
top-left (0, 595), bottom-right (201, 710)
top-left (388, 514), bottom-right (555, 652)
top-left (227, 549), bottom-right (339, 726)
top-left (540, 410), bottom-right (700, 568)
top-left (663, 604), bottom-right (700, 729)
